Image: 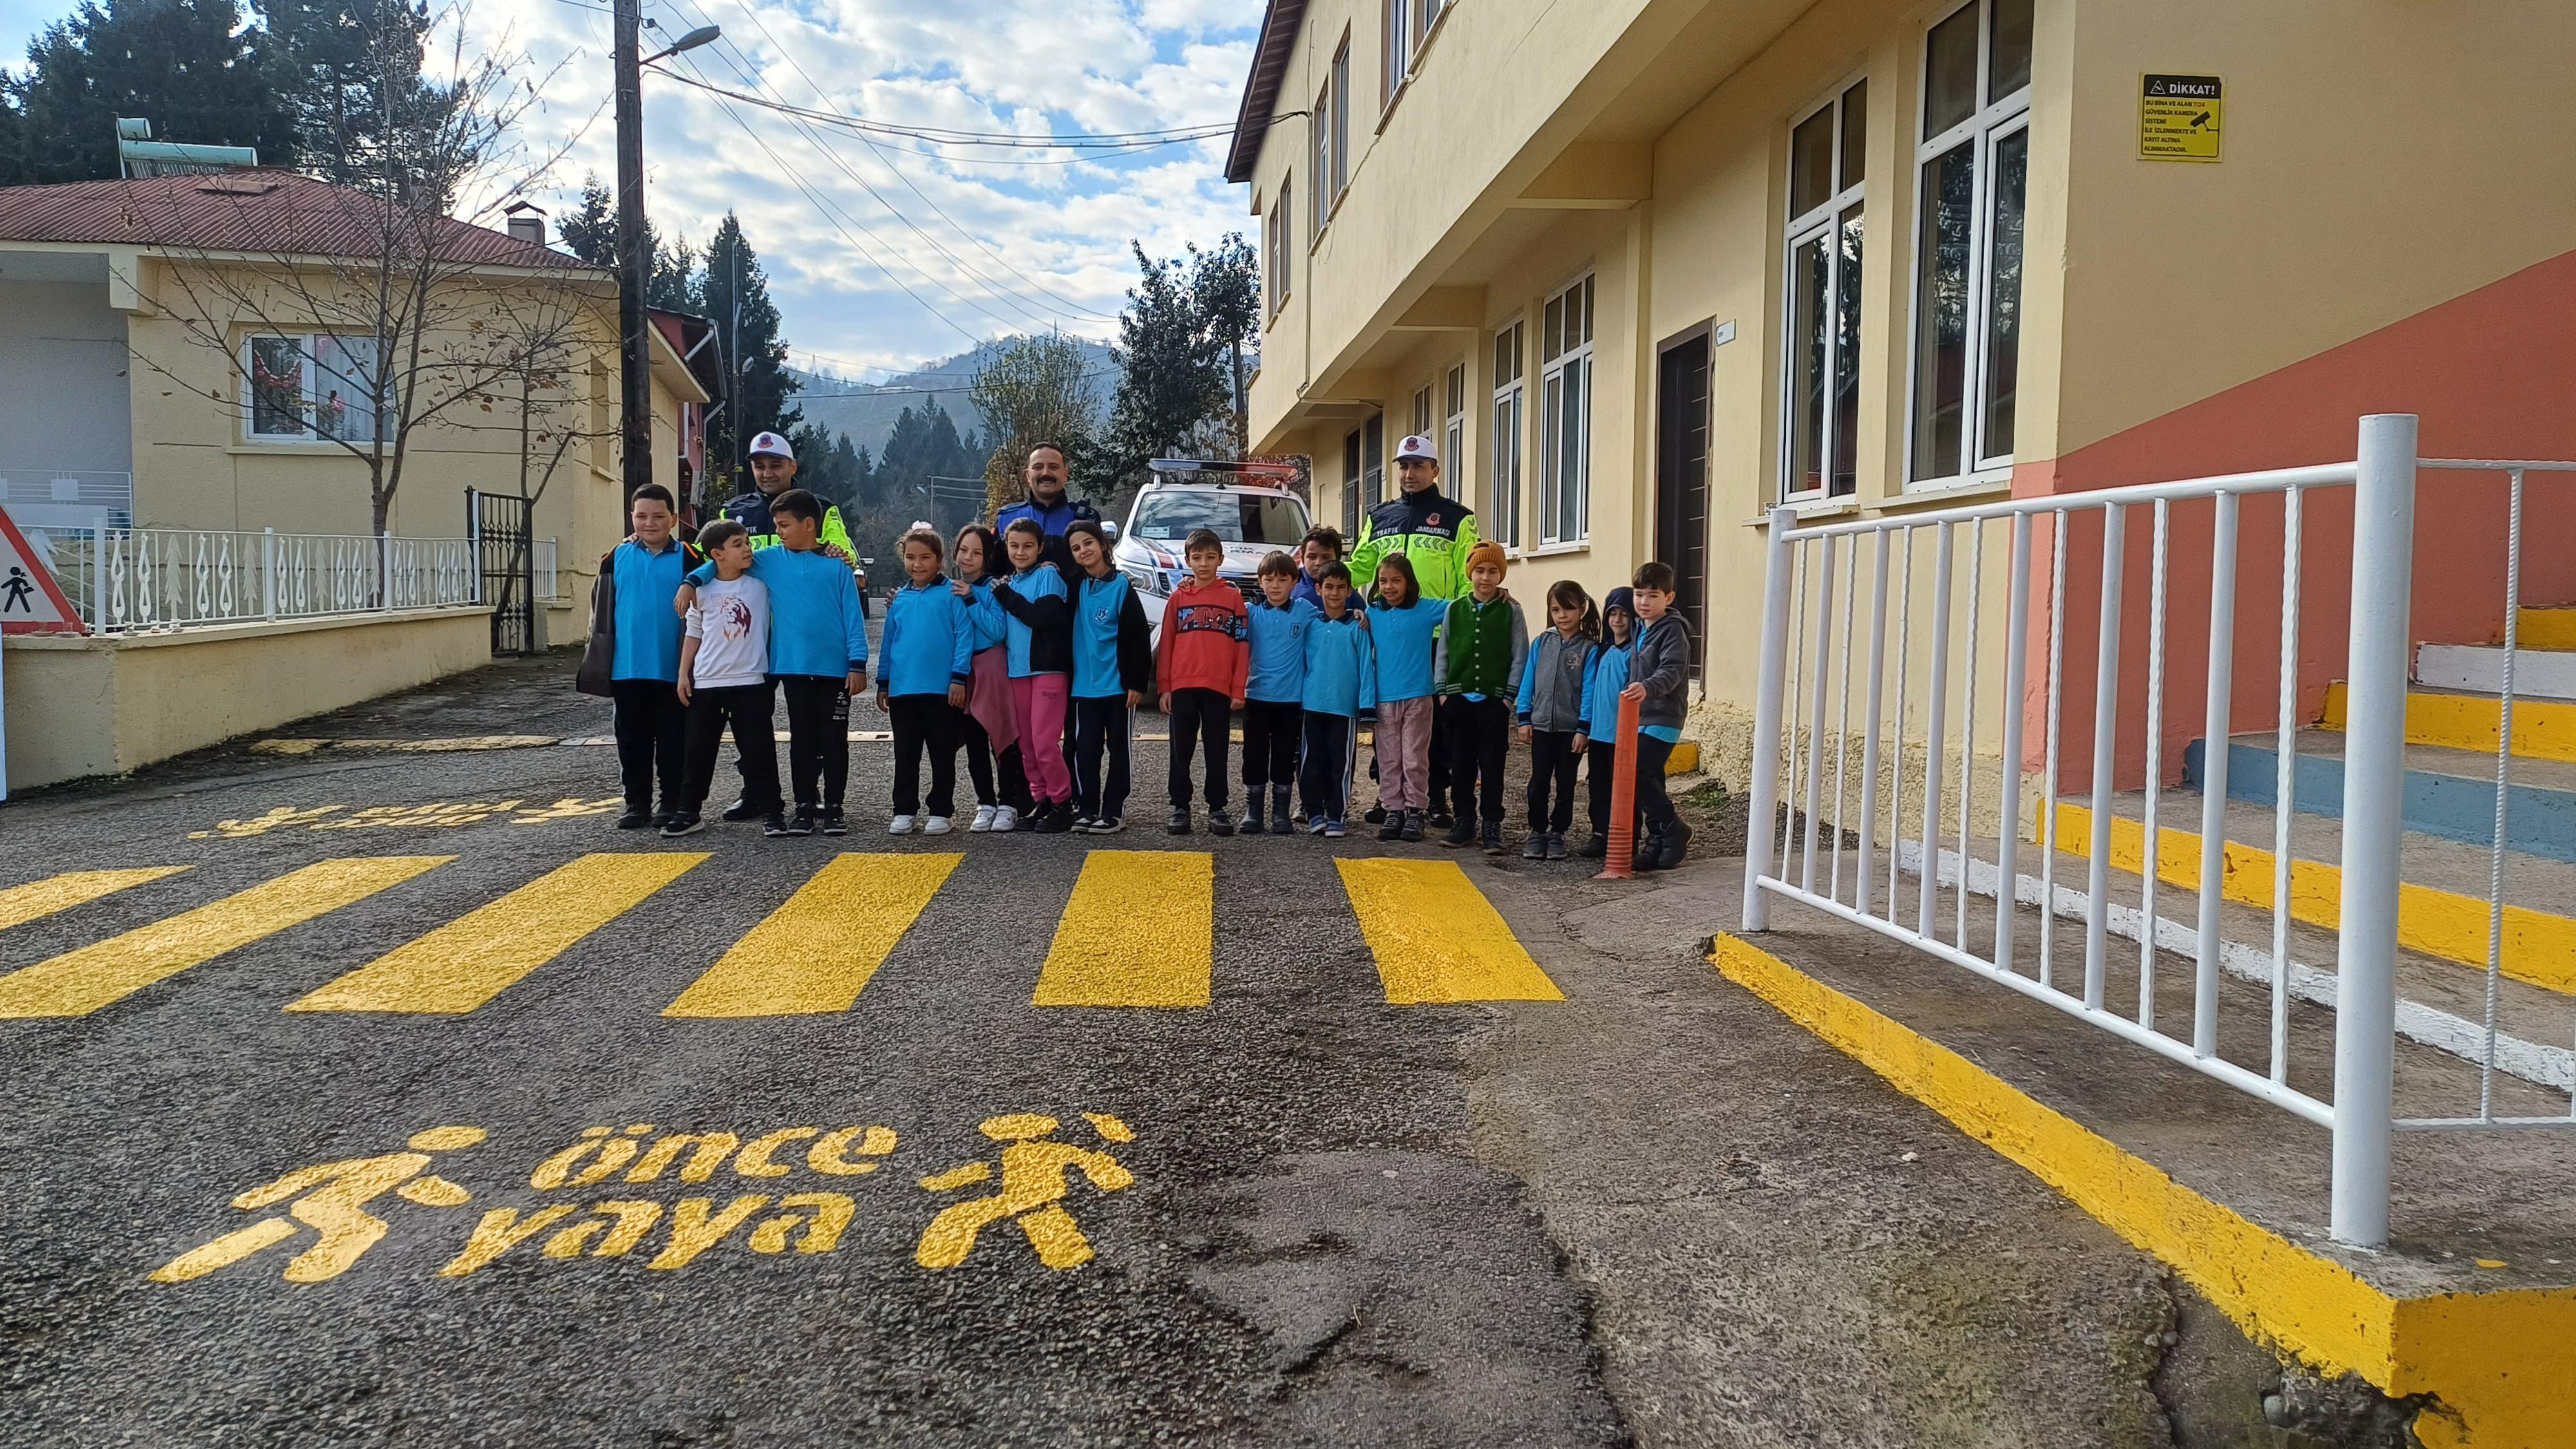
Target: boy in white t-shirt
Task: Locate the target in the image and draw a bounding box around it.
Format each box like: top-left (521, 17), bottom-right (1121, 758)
top-left (665, 521), bottom-right (783, 836)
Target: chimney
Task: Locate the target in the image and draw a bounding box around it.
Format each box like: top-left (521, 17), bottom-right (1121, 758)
top-left (504, 200), bottom-right (545, 247)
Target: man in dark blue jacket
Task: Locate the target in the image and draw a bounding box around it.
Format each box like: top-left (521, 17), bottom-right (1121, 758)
top-left (994, 441), bottom-right (1098, 571)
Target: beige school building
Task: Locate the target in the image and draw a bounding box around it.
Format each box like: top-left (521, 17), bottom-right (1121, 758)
top-left (1225, 0), bottom-right (2576, 783)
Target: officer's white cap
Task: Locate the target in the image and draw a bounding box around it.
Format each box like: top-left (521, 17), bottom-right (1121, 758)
top-left (1395, 433), bottom-right (1438, 463)
top-left (748, 431), bottom-right (795, 461)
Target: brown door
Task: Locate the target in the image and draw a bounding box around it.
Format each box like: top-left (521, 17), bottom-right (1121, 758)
top-left (1654, 333), bottom-right (1711, 673)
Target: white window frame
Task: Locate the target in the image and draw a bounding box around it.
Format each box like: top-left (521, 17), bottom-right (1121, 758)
top-left (1490, 319), bottom-right (1524, 551)
top-left (1311, 70), bottom-right (1334, 240)
top-left (1443, 361), bottom-right (1466, 484)
top-left (1342, 426), bottom-right (1364, 536)
top-left (1265, 180), bottom-right (1293, 319)
top-left (1903, 0), bottom-right (2032, 491)
top-left (1384, 0), bottom-right (1413, 107)
top-left (1314, 34), bottom-right (1351, 240)
top-left (1410, 384), bottom-right (1432, 439)
top-left (1779, 77), bottom-right (1868, 504)
top-left (1537, 274), bottom-right (1595, 547)
top-left (242, 332), bottom-right (395, 446)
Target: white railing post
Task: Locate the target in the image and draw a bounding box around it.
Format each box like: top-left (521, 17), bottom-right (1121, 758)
top-left (261, 527), bottom-right (278, 619)
top-left (2193, 493), bottom-right (2239, 1056)
top-left (1992, 513), bottom-right (2033, 972)
top-left (2330, 413), bottom-right (2416, 1248)
top-left (1743, 506), bottom-right (1798, 931)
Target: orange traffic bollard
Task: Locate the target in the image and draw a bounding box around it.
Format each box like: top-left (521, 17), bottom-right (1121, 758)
top-left (1595, 692), bottom-right (1642, 880)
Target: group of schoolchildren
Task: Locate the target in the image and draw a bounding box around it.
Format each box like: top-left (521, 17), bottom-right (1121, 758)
top-left (590, 482), bottom-right (1696, 871)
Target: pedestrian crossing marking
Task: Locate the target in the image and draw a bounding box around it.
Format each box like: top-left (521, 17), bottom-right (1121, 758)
top-left (664, 853), bottom-right (962, 1018)
top-left (287, 853), bottom-right (706, 1015)
top-left (0, 858), bottom-right (450, 1019)
top-left (0, 867), bottom-right (191, 933)
top-left (1337, 858), bottom-right (1565, 1004)
top-left (1034, 851), bottom-right (1213, 1009)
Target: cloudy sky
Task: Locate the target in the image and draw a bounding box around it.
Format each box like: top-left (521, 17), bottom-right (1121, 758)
top-left (1, 0), bottom-right (1262, 379)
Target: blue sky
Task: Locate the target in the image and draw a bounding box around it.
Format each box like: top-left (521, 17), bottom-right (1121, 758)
top-left (3, 0), bottom-right (1262, 377)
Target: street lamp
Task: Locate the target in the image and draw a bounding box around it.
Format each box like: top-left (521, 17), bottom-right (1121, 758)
top-left (645, 24), bottom-right (721, 64)
top-left (612, 5), bottom-right (721, 502)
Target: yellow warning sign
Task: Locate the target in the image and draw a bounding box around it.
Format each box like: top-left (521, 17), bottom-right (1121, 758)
top-left (2141, 73), bottom-right (2222, 162)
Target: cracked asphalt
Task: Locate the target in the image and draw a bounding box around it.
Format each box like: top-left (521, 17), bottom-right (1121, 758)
top-left (0, 650), bottom-right (2292, 1446)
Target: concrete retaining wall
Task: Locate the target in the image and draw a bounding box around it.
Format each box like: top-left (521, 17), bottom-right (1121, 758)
top-left (2, 607), bottom-right (491, 790)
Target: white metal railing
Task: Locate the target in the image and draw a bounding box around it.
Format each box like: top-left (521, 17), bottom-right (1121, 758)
top-left (32, 527), bottom-right (482, 634)
top-left (1741, 415), bottom-right (2576, 1249)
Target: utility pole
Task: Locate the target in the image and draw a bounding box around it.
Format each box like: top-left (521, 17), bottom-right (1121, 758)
top-left (612, 0), bottom-right (652, 503)
top-left (612, 13), bottom-right (719, 502)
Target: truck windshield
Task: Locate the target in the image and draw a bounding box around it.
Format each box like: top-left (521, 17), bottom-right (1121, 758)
top-left (1132, 491), bottom-right (1310, 545)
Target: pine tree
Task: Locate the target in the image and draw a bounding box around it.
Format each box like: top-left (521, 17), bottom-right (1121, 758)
top-left (557, 174), bottom-right (699, 310)
top-left (699, 211), bottom-right (800, 492)
top-left (260, 0), bottom-right (438, 189)
top-left (1105, 242), bottom-right (1229, 485)
top-left (11, 0), bottom-right (292, 184)
top-left (1190, 234), bottom-right (1258, 456)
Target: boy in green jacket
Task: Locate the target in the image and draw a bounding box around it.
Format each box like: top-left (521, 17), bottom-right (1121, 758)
top-left (1433, 541), bottom-right (1528, 853)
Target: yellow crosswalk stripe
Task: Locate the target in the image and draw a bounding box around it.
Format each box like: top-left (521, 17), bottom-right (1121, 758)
top-left (664, 853), bottom-right (961, 1018)
top-left (1034, 851), bottom-right (1212, 1008)
top-left (0, 858), bottom-right (449, 1018)
top-left (287, 853), bottom-right (706, 1015)
top-left (0, 867), bottom-right (193, 933)
top-left (1337, 858), bottom-right (1565, 1004)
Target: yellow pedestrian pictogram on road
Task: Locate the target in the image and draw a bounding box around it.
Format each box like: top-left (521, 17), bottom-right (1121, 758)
top-left (151, 1125), bottom-right (487, 1284)
top-left (915, 1112), bottom-right (1136, 1271)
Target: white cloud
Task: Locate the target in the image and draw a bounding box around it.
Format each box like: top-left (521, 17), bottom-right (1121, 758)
top-left (440, 0), bottom-right (1261, 376)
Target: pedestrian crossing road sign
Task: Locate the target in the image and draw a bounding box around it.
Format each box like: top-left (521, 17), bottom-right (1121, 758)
top-left (0, 504), bottom-right (82, 635)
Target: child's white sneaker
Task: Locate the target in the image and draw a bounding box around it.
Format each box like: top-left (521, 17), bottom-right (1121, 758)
top-left (970, 805), bottom-right (998, 833)
top-left (887, 815), bottom-right (916, 835)
top-left (990, 806), bottom-right (1019, 831)
top-left (922, 815), bottom-right (953, 835)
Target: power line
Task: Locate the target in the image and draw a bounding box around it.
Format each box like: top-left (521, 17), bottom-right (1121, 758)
top-left (648, 68), bottom-right (1231, 150)
top-left (704, 0), bottom-right (1121, 323)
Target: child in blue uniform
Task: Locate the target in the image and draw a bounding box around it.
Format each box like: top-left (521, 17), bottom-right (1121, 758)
top-left (1240, 551), bottom-right (1319, 835)
top-left (1577, 587), bottom-right (1637, 858)
top-left (589, 483), bottom-right (699, 829)
top-left (1063, 520), bottom-right (1151, 833)
top-left (878, 527), bottom-right (974, 835)
top-left (1298, 564), bottom-right (1377, 837)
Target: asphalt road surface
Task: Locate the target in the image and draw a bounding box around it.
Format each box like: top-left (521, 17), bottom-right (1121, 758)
top-left (0, 652), bottom-right (2281, 1447)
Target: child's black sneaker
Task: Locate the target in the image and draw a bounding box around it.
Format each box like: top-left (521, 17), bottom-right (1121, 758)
top-left (1273, 812), bottom-right (1295, 836)
top-left (1072, 815), bottom-right (1098, 834)
top-left (1166, 808), bottom-right (1192, 835)
top-left (1481, 821), bottom-right (1506, 854)
top-left (1654, 820), bottom-right (1694, 871)
top-left (1520, 833), bottom-right (1548, 860)
top-left (1378, 815), bottom-right (1404, 841)
top-left (1240, 804), bottom-right (1264, 835)
top-left (1442, 819), bottom-right (1476, 848)
top-left (616, 807), bottom-right (652, 830)
top-left (1032, 801), bottom-right (1077, 833)
top-left (1543, 832), bottom-right (1568, 860)
top-left (1089, 815), bottom-right (1126, 835)
top-left (721, 798), bottom-right (764, 823)
top-left (1577, 832), bottom-right (1609, 859)
top-left (1428, 811), bottom-right (1455, 831)
top-left (659, 811), bottom-right (705, 837)
top-left (820, 807), bottom-right (848, 836)
top-left (1401, 810), bottom-right (1426, 842)
top-left (652, 810), bottom-right (677, 830)
top-left (1208, 813), bottom-right (1236, 837)
top-left (782, 806), bottom-right (817, 837)
top-left (1363, 805), bottom-right (1387, 825)
top-left (761, 811), bottom-right (790, 837)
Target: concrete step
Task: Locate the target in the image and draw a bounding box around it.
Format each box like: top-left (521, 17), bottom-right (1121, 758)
top-left (2416, 640), bottom-right (2576, 700)
top-left (2519, 604), bottom-right (2576, 652)
top-left (2183, 728), bottom-right (2576, 865)
top-left (2036, 792), bottom-right (2576, 994)
top-left (2320, 680), bottom-right (2576, 762)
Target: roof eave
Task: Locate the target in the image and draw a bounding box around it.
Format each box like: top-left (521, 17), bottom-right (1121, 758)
top-left (1224, 0), bottom-right (1309, 185)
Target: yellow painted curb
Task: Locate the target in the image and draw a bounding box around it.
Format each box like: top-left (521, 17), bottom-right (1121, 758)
top-left (2042, 802), bottom-right (2576, 995)
top-left (2321, 683), bottom-right (2576, 764)
top-left (2515, 607), bottom-right (2576, 653)
top-left (1710, 932), bottom-right (2576, 1447)
top-left (1665, 741), bottom-right (1701, 775)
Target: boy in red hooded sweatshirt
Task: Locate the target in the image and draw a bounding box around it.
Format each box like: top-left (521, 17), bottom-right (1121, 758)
top-left (1157, 527), bottom-right (1252, 835)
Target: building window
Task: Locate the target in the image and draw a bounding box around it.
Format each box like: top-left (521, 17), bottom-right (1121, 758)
top-left (1363, 412), bottom-right (1385, 504)
top-left (1783, 78), bottom-right (1866, 502)
top-left (1385, 0), bottom-right (1412, 105)
top-left (1314, 34), bottom-right (1352, 237)
top-left (1265, 180), bottom-right (1292, 317)
top-left (1443, 362), bottom-right (1466, 480)
top-left (1343, 426), bottom-right (1363, 535)
top-left (245, 333), bottom-right (390, 444)
top-left (1490, 321), bottom-right (1524, 549)
top-left (1410, 384), bottom-right (1432, 439)
top-left (1908, 0), bottom-right (2031, 486)
top-left (1538, 275), bottom-right (1594, 545)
